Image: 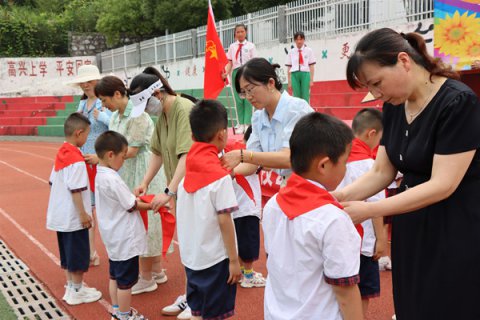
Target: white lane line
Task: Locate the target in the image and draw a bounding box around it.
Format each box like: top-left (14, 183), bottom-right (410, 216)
top-left (0, 160), bottom-right (49, 184)
top-left (0, 143), bottom-right (59, 151)
top-left (0, 148), bottom-right (53, 161)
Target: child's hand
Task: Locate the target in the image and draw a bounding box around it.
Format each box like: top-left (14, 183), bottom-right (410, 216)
top-left (134, 183), bottom-right (147, 197)
top-left (80, 212), bottom-right (92, 229)
top-left (373, 236), bottom-right (387, 261)
top-left (227, 259), bottom-right (242, 285)
top-left (84, 154), bottom-right (99, 165)
top-left (136, 198), bottom-right (153, 210)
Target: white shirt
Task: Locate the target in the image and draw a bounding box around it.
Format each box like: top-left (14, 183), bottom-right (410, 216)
top-left (46, 162), bottom-right (92, 232)
top-left (94, 166), bottom-right (147, 261)
top-left (247, 91), bottom-right (314, 177)
top-left (262, 182), bottom-right (361, 320)
top-left (177, 175), bottom-right (238, 270)
top-left (285, 45), bottom-right (316, 72)
top-left (226, 40), bottom-right (257, 69)
top-left (336, 158), bottom-right (385, 257)
top-left (232, 174), bottom-right (262, 219)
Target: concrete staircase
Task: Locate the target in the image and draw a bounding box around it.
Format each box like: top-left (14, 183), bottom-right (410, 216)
top-left (0, 80), bottom-right (381, 137)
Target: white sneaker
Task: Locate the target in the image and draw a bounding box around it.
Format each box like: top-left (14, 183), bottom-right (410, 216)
top-left (392, 315), bottom-right (396, 320)
top-left (152, 270), bottom-right (168, 284)
top-left (62, 286), bottom-right (70, 301)
top-left (162, 295), bottom-right (188, 316)
top-left (128, 308), bottom-right (147, 320)
top-left (240, 274), bottom-right (266, 288)
top-left (131, 277), bottom-right (158, 295)
top-left (65, 286), bottom-right (102, 305)
top-left (379, 256), bottom-right (392, 271)
top-left (177, 306), bottom-right (192, 320)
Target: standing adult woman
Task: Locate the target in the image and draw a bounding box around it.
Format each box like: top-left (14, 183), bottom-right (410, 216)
top-left (94, 76), bottom-right (167, 296)
top-left (223, 23), bottom-right (257, 133)
top-left (67, 64), bottom-right (112, 267)
top-left (337, 28), bottom-right (480, 320)
top-left (221, 57), bottom-right (313, 180)
top-left (131, 67), bottom-right (196, 320)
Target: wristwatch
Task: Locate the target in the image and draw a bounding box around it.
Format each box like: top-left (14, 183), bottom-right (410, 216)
top-left (164, 187), bottom-right (177, 197)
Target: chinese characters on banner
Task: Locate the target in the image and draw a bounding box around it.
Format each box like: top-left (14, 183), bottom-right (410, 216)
top-left (5, 58), bottom-right (93, 78)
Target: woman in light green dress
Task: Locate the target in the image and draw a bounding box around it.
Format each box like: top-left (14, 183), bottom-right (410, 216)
top-left (95, 75), bottom-right (167, 295)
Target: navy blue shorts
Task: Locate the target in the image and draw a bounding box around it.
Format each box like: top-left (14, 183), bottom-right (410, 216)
top-left (359, 254), bottom-right (380, 299)
top-left (185, 259), bottom-right (236, 320)
top-left (109, 256), bottom-right (139, 290)
top-left (234, 216), bottom-right (260, 262)
top-left (57, 229), bottom-right (90, 273)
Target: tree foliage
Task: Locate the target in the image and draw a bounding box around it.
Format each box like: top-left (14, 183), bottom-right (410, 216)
top-left (0, 0), bottom-right (286, 56)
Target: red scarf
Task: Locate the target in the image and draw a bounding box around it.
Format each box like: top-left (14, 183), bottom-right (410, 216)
top-left (183, 142), bottom-right (230, 193)
top-left (54, 142), bottom-right (84, 171)
top-left (235, 43), bottom-right (244, 60)
top-left (277, 173), bottom-right (363, 237)
top-left (138, 195), bottom-right (176, 258)
top-left (225, 142), bottom-right (256, 205)
top-left (348, 138), bottom-right (374, 163)
top-left (54, 142), bottom-right (97, 192)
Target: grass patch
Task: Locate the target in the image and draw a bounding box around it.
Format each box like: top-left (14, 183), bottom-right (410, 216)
top-left (0, 290), bottom-right (16, 320)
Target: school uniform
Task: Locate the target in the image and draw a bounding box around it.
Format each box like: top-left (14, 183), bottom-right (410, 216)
top-left (95, 165), bottom-right (147, 289)
top-left (226, 40), bottom-right (257, 125)
top-left (177, 142), bottom-right (239, 320)
top-left (262, 173), bottom-right (361, 320)
top-left (232, 173), bottom-right (262, 262)
top-left (336, 138), bottom-right (385, 299)
top-left (46, 142), bottom-right (92, 272)
top-left (285, 45), bottom-right (316, 103)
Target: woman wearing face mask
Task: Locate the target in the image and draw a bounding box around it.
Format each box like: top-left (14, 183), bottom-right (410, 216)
top-left (131, 67), bottom-right (196, 320)
top-left (94, 75), bottom-right (167, 296)
top-left (66, 64), bottom-right (112, 267)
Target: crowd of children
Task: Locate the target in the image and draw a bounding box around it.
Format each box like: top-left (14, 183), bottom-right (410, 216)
top-left (47, 99), bottom-right (391, 320)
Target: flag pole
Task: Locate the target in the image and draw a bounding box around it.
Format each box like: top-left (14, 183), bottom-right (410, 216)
top-left (224, 74), bottom-right (239, 135)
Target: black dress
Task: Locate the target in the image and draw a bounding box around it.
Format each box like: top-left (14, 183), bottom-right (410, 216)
top-left (381, 79), bottom-right (480, 320)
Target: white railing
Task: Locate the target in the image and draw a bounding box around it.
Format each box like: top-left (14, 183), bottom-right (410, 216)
top-left (99, 0), bottom-right (433, 73)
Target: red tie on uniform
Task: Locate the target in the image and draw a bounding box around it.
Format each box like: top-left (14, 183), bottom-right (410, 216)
top-left (298, 49), bottom-right (304, 65)
top-left (235, 43), bottom-right (244, 61)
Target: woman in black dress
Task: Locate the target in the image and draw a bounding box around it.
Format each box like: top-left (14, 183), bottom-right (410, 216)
top-left (336, 28), bottom-right (480, 319)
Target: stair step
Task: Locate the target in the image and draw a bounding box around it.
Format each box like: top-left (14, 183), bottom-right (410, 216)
top-left (37, 125), bottom-right (64, 137)
top-left (0, 96), bottom-right (77, 104)
top-left (0, 110), bottom-right (57, 117)
top-left (0, 125), bottom-right (38, 135)
top-left (0, 117), bottom-right (47, 125)
top-left (0, 103), bottom-right (66, 111)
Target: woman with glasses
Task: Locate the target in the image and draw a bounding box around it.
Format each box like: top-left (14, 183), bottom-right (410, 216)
top-left (130, 67), bottom-right (196, 320)
top-left (222, 57), bottom-right (314, 183)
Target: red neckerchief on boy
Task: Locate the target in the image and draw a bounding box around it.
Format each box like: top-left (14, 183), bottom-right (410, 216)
top-left (224, 142), bottom-right (256, 205)
top-left (183, 142), bottom-right (230, 193)
top-left (54, 142), bottom-right (97, 192)
top-left (54, 142), bottom-right (84, 171)
top-left (277, 173), bottom-right (363, 237)
top-left (138, 195), bottom-right (175, 258)
top-left (348, 138), bottom-right (374, 162)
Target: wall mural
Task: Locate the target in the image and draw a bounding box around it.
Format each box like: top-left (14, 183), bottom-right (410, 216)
top-left (434, 0), bottom-right (480, 70)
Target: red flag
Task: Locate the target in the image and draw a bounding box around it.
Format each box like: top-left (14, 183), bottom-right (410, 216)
top-left (204, 0), bottom-right (228, 99)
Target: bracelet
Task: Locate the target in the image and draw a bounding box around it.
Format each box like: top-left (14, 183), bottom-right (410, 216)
top-left (240, 149), bottom-right (244, 163)
top-left (250, 151), bottom-right (253, 162)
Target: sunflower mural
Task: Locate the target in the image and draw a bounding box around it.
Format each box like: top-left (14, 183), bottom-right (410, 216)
top-left (434, 0), bottom-right (480, 70)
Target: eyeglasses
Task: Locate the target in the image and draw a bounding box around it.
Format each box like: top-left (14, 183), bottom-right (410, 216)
top-left (239, 85), bottom-right (259, 99)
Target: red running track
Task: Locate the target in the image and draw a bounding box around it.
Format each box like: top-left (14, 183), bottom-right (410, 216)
top-left (0, 141), bottom-right (394, 320)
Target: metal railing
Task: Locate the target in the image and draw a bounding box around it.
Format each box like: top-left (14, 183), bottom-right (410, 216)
top-left (99, 0), bottom-right (433, 73)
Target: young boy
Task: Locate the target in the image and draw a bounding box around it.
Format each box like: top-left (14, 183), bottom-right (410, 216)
top-left (94, 131), bottom-right (151, 320)
top-left (176, 100), bottom-right (241, 320)
top-left (336, 108), bottom-right (386, 317)
top-left (285, 31), bottom-right (316, 103)
top-left (230, 126), bottom-right (266, 288)
top-left (46, 113), bottom-right (102, 306)
top-left (262, 112), bottom-right (363, 320)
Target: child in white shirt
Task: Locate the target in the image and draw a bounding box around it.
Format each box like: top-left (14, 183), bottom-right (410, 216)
top-left (263, 112), bottom-right (363, 320)
top-left (336, 108), bottom-right (386, 317)
top-left (46, 113), bottom-right (102, 306)
top-left (177, 100), bottom-right (241, 320)
top-left (94, 130), bottom-right (151, 320)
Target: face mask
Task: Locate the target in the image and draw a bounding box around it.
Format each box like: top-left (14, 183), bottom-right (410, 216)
top-left (145, 96), bottom-right (163, 115)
